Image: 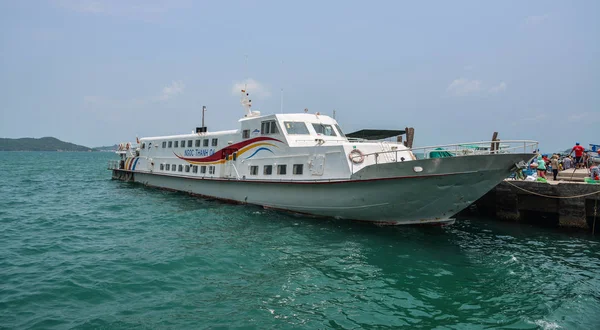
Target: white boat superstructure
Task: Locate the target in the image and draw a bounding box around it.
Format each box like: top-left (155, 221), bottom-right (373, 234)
top-left (109, 91), bottom-right (538, 225)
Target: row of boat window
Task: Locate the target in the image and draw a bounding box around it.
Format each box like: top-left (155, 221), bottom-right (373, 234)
top-left (141, 122), bottom-right (346, 149)
top-left (160, 163), bottom-right (216, 175)
top-left (249, 164), bottom-right (303, 175)
top-left (158, 163), bottom-right (304, 176)
top-left (141, 139), bottom-right (218, 150)
top-left (241, 121), bottom-right (346, 138)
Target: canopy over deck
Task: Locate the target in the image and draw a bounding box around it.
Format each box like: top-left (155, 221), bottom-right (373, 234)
top-left (346, 129), bottom-right (405, 140)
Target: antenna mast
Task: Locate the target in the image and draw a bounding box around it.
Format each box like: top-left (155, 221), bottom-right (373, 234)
top-left (244, 54), bottom-right (248, 92)
top-left (241, 89), bottom-right (252, 116)
top-left (280, 60), bottom-right (284, 114)
top-left (280, 88), bottom-right (284, 114)
top-left (240, 55), bottom-right (259, 117)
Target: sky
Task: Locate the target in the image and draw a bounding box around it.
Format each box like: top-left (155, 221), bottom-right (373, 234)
top-left (0, 0), bottom-right (598, 151)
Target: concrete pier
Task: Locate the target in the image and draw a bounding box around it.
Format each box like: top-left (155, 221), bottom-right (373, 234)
top-left (556, 168), bottom-right (593, 182)
top-left (466, 180), bottom-right (600, 232)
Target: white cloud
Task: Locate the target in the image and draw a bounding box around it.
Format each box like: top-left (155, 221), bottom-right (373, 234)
top-left (447, 78), bottom-right (508, 96)
top-left (489, 82), bottom-right (507, 93)
top-left (83, 95), bottom-right (103, 105)
top-left (526, 14), bottom-right (550, 25)
top-left (158, 81), bottom-right (185, 101)
top-left (84, 80), bottom-right (184, 110)
top-left (56, 0), bottom-right (108, 14)
top-left (568, 112), bottom-right (599, 123)
top-left (568, 113), bottom-right (587, 122)
top-left (512, 113), bottom-right (547, 127)
top-left (55, 0), bottom-right (190, 20)
top-left (446, 78), bottom-right (483, 96)
top-left (524, 114), bottom-right (547, 122)
top-left (232, 78), bottom-right (271, 99)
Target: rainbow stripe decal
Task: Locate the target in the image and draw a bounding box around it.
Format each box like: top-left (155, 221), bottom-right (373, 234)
top-left (131, 157), bottom-right (139, 170)
top-left (174, 137), bottom-right (282, 165)
top-left (124, 157), bottom-right (139, 170)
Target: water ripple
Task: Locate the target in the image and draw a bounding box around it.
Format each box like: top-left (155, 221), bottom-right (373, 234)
top-left (0, 152), bottom-right (599, 329)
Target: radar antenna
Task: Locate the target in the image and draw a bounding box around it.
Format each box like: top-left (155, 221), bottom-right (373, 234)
top-left (240, 55), bottom-right (259, 117)
top-left (240, 89), bottom-right (253, 116)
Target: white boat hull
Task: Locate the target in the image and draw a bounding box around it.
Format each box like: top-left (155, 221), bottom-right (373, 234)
top-left (114, 153), bottom-right (532, 225)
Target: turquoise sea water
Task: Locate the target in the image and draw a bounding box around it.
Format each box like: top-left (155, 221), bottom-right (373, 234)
top-left (1, 152), bottom-right (599, 329)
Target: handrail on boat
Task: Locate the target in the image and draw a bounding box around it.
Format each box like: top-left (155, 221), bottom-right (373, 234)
top-left (412, 140), bottom-right (539, 159)
top-left (351, 140), bottom-right (539, 170)
top-left (107, 160), bottom-right (120, 170)
top-left (409, 140), bottom-right (538, 154)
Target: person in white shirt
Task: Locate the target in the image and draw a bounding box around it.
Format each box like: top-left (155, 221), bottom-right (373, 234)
top-left (562, 156), bottom-right (572, 170)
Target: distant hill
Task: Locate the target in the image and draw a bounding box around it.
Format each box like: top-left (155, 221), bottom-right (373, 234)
top-left (0, 137), bottom-right (92, 151)
top-left (93, 144), bottom-right (118, 152)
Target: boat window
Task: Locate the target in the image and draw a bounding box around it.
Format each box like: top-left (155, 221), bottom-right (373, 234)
top-left (168, 141), bottom-right (172, 148)
top-left (203, 139), bottom-right (209, 147)
top-left (195, 140), bottom-right (201, 147)
top-left (141, 143), bottom-right (146, 149)
top-left (293, 164), bottom-right (303, 175)
top-left (277, 164), bottom-right (287, 175)
top-left (212, 138), bottom-right (218, 146)
top-left (242, 130), bottom-right (250, 139)
top-left (261, 120), bottom-right (279, 135)
top-left (263, 165), bottom-right (272, 175)
top-left (334, 124), bottom-right (346, 138)
top-left (192, 165), bottom-right (198, 173)
top-left (185, 165), bottom-right (190, 172)
top-left (160, 164), bottom-right (164, 170)
top-left (174, 141), bottom-right (178, 148)
top-left (180, 140), bottom-right (185, 147)
top-left (187, 140), bottom-right (192, 148)
top-left (312, 123), bottom-right (337, 136)
top-left (209, 166), bottom-right (215, 174)
top-left (162, 141), bottom-right (167, 148)
top-left (172, 164), bottom-right (176, 172)
top-left (178, 165), bottom-right (183, 172)
top-left (201, 166), bottom-right (207, 174)
top-left (250, 166), bottom-right (258, 175)
top-left (284, 122), bottom-right (310, 135)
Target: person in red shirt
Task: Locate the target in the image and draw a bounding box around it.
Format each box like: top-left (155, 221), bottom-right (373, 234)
top-left (570, 142), bottom-right (585, 169)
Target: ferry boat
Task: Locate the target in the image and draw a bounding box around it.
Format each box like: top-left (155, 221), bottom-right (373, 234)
top-left (109, 90), bottom-right (538, 225)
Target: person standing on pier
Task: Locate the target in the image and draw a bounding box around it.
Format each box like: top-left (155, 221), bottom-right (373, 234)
top-left (551, 154), bottom-right (560, 181)
top-left (536, 154), bottom-right (547, 179)
top-left (570, 142), bottom-right (585, 169)
top-left (563, 155), bottom-right (572, 170)
top-left (584, 152), bottom-right (591, 169)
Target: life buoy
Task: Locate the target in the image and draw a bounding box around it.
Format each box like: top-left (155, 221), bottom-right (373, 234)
top-left (349, 149), bottom-right (364, 164)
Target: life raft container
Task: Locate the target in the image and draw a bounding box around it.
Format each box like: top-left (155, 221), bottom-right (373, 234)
top-left (348, 149), bottom-right (365, 164)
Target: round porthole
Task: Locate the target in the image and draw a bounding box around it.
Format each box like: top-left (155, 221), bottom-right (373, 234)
top-left (413, 166), bottom-right (423, 173)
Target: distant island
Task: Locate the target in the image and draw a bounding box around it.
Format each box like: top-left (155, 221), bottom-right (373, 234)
top-left (0, 137), bottom-right (93, 152)
top-left (93, 144), bottom-right (119, 152)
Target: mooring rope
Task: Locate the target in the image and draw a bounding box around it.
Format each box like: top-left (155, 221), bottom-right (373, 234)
top-left (593, 198), bottom-right (597, 235)
top-left (504, 180), bottom-right (600, 199)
